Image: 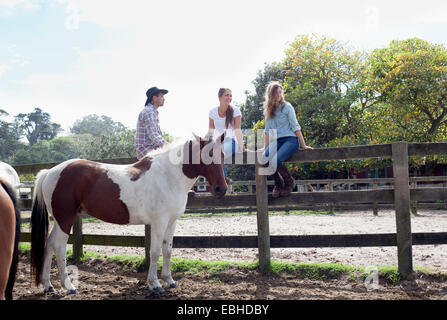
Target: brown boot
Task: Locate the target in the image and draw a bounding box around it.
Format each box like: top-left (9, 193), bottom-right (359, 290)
top-left (277, 165), bottom-right (296, 197)
top-left (270, 171), bottom-right (284, 198)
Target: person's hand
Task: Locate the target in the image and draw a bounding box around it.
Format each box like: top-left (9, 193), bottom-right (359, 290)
top-left (303, 145), bottom-right (314, 150)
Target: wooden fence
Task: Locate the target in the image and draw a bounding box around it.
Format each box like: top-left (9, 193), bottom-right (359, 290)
top-left (14, 142), bottom-right (447, 279)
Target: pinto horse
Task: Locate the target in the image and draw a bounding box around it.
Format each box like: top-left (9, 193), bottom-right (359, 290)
top-left (0, 162), bottom-right (21, 300)
top-left (30, 133), bottom-right (227, 294)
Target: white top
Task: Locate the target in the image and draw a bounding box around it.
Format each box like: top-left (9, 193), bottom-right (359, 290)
top-left (209, 106), bottom-right (241, 139)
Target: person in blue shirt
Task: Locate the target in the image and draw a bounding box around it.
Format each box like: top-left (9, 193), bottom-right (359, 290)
top-left (262, 81), bottom-right (313, 197)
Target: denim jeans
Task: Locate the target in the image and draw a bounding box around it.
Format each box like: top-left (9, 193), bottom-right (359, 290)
top-left (222, 137), bottom-right (236, 178)
top-left (263, 136), bottom-right (300, 169)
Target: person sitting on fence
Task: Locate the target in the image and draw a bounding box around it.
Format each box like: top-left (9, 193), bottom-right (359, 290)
top-left (262, 81), bottom-right (313, 198)
top-left (135, 86), bottom-right (169, 160)
top-left (208, 88), bottom-right (247, 184)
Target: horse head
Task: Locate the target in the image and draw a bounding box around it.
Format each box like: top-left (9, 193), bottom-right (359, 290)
top-left (182, 133), bottom-right (228, 197)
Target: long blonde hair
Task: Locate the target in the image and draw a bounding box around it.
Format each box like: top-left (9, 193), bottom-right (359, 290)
top-left (263, 81), bottom-right (285, 119)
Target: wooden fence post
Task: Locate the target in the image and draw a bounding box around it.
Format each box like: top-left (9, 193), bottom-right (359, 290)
top-left (255, 161), bottom-right (270, 272)
top-left (144, 224), bottom-right (151, 269)
top-left (72, 215), bottom-right (83, 263)
top-left (392, 142), bottom-right (413, 279)
top-left (373, 183), bottom-right (378, 216)
top-left (328, 182), bottom-right (334, 213)
top-left (411, 181), bottom-right (418, 215)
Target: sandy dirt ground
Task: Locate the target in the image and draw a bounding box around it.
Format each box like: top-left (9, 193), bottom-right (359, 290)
top-left (12, 209), bottom-right (447, 300)
top-left (75, 209), bottom-right (447, 272)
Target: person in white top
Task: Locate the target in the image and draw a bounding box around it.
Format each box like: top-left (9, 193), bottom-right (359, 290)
top-left (208, 88), bottom-right (246, 181)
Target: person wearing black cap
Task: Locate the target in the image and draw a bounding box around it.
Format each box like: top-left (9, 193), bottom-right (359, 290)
top-left (135, 86), bottom-right (169, 159)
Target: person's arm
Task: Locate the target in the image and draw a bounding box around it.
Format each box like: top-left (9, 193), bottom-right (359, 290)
top-left (258, 131), bottom-right (269, 152)
top-left (145, 109), bottom-right (166, 148)
top-left (233, 116), bottom-right (246, 152)
top-left (295, 130), bottom-right (313, 150)
top-left (207, 117), bottom-right (215, 139)
top-left (260, 118), bottom-right (271, 152)
top-left (286, 103), bottom-right (301, 133)
top-left (286, 103), bottom-right (313, 150)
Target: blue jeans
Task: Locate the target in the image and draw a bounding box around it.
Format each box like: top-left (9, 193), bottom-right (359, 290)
top-left (222, 137), bottom-right (236, 178)
top-left (263, 136), bottom-right (300, 169)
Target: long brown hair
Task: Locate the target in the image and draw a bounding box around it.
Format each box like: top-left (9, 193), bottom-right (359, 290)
top-left (263, 81), bottom-right (285, 119)
top-left (218, 88), bottom-right (234, 129)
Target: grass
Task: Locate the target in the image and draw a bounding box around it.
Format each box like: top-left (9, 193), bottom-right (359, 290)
top-left (19, 243), bottom-right (447, 286)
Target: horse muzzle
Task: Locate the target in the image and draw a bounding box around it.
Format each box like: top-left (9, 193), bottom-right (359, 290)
top-left (213, 185), bottom-right (227, 198)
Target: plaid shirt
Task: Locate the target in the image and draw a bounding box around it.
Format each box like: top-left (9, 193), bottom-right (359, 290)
top-left (135, 104), bottom-right (166, 159)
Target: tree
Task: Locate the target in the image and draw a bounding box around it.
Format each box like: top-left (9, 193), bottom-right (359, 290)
top-left (70, 114), bottom-right (127, 136)
top-left (0, 109), bottom-right (24, 162)
top-left (12, 135), bottom-right (84, 165)
top-left (15, 107), bottom-right (62, 146)
top-left (79, 129), bottom-right (137, 160)
top-left (239, 62), bottom-right (286, 129)
top-left (282, 34), bottom-right (369, 147)
top-left (366, 38), bottom-right (447, 143)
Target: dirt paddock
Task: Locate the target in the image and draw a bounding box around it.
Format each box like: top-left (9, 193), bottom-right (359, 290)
top-left (13, 209), bottom-right (447, 300)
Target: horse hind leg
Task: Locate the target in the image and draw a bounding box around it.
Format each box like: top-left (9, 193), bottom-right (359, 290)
top-left (40, 221), bottom-right (73, 293)
top-left (52, 222), bottom-right (77, 294)
top-left (40, 228), bottom-right (55, 293)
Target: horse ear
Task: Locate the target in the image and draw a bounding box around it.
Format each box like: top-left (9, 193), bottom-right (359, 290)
top-left (192, 133), bottom-right (201, 143)
top-left (217, 132), bottom-right (225, 144)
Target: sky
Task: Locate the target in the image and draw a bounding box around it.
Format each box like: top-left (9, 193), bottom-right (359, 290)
top-left (1, 0), bottom-right (447, 139)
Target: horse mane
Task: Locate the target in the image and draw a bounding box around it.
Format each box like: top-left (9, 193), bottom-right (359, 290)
top-left (143, 138), bottom-right (190, 158)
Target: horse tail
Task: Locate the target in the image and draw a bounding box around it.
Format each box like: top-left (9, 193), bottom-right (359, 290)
top-left (0, 181), bottom-right (20, 300)
top-left (30, 169), bottom-right (50, 286)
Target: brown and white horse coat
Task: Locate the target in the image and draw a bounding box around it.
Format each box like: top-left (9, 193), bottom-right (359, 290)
top-left (0, 162), bottom-right (21, 300)
top-left (31, 134), bottom-right (227, 294)
top-left (0, 162), bottom-right (20, 198)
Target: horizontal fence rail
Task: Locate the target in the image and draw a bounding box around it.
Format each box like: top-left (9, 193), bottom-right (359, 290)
top-left (18, 232), bottom-right (447, 248)
top-left (17, 184), bottom-right (447, 210)
top-left (13, 142), bottom-right (447, 279)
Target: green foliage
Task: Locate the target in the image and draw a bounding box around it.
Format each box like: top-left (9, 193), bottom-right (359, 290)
top-left (12, 135), bottom-right (87, 165)
top-left (240, 35), bottom-right (447, 176)
top-left (70, 114), bottom-right (127, 136)
top-left (79, 129), bottom-right (137, 160)
top-left (15, 107), bottom-right (62, 146)
top-left (0, 109), bottom-right (24, 162)
top-left (162, 131), bottom-right (174, 143)
top-left (19, 173), bottom-right (36, 182)
top-left (239, 63), bottom-right (286, 129)
top-left (366, 38), bottom-right (447, 143)
top-left (282, 34), bottom-right (369, 147)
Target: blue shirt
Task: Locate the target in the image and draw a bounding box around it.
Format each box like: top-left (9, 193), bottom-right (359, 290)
top-left (265, 102), bottom-right (301, 140)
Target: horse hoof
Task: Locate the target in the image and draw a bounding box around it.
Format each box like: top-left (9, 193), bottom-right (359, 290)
top-left (169, 283), bottom-right (178, 289)
top-left (152, 286), bottom-right (164, 294)
top-left (44, 286), bottom-right (54, 293)
top-left (67, 289), bottom-right (77, 295)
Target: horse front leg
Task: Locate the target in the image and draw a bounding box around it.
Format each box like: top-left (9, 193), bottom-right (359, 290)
top-left (161, 220), bottom-right (178, 289)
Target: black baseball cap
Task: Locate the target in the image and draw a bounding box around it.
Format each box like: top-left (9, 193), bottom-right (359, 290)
top-left (145, 86), bottom-right (168, 106)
